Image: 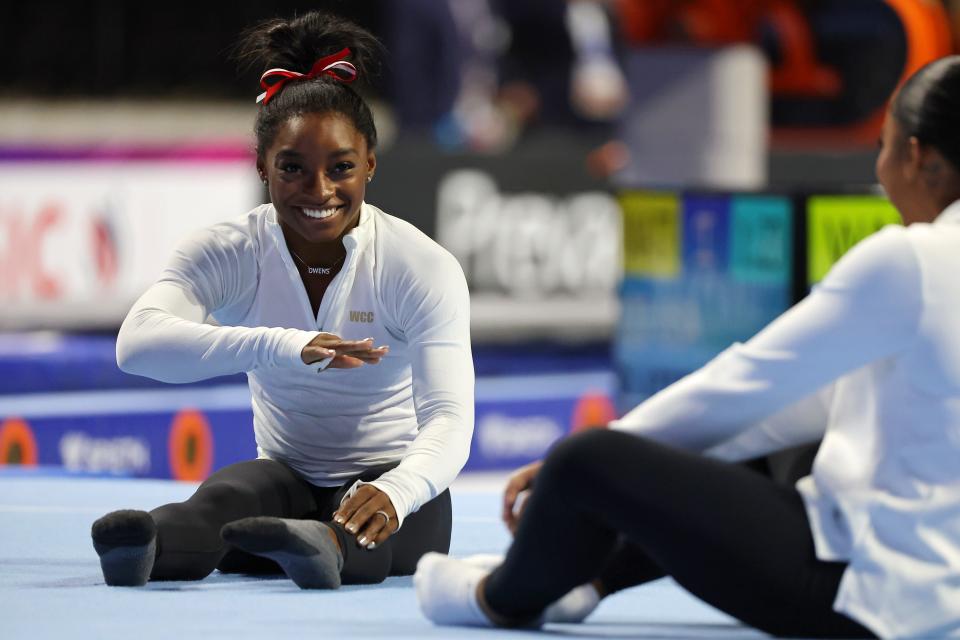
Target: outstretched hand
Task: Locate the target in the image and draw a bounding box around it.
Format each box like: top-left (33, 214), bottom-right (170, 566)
top-left (301, 332), bottom-right (389, 369)
top-left (502, 460), bottom-right (543, 535)
top-left (333, 484), bottom-right (398, 549)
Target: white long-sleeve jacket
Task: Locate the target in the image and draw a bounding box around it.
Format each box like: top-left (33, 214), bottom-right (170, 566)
top-left (117, 203), bottom-right (475, 526)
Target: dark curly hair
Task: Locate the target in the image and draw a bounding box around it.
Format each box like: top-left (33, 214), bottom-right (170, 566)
top-left (234, 11), bottom-right (383, 160)
top-left (893, 55), bottom-right (960, 172)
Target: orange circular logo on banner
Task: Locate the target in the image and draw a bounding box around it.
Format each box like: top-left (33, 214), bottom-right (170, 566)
top-left (0, 418), bottom-right (38, 466)
top-left (168, 409), bottom-right (213, 481)
top-left (570, 392), bottom-right (618, 434)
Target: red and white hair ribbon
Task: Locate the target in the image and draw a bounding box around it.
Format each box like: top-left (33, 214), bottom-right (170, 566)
top-left (256, 47), bottom-right (358, 105)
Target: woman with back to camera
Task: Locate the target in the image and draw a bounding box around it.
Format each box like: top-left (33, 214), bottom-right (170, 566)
top-left (415, 56), bottom-right (960, 638)
top-left (90, 11), bottom-right (474, 590)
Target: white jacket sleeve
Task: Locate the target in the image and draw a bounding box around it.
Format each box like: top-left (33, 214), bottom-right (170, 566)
top-left (368, 251), bottom-right (475, 526)
top-left (116, 226), bottom-right (319, 383)
top-left (611, 226), bottom-right (922, 457)
top-left (704, 383), bottom-right (833, 461)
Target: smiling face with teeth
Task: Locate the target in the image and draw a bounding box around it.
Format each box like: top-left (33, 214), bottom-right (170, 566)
top-left (259, 112), bottom-right (376, 261)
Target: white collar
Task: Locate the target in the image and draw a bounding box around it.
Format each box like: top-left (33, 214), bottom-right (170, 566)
top-left (934, 199), bottom-right (960, 226)
top-left (267, 201), bottom-right (374, 254)
top-left (343, 202), bottom-right (373, 251)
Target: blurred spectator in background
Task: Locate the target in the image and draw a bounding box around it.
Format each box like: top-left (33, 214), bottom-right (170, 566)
top-left (384, 0), bottom-right (627, 152)
top-left (0, 0), bottom-right (954, 152)
top-left (587, 0), bottom-right (954, 182)
top-left (615, 0), bottom-right (950, 129)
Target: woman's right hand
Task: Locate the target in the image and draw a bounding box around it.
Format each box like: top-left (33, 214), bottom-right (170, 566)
top-left (502, 460), bottom-right (543, 535)
top-left (301, 332), bottom-right (389, 369)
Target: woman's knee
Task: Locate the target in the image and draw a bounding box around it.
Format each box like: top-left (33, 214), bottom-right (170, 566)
top-left (540, 429), bottom-right (669, 495)
top-left (542, 429), bottom-right (635, 479)
top-left (201, 458), bottom-right (297, 489)
top-left (191, 480), bottom-right (259, 511)
top-left (544, 429), bottom-right (637, 469)
top-left (188, 458), bottom-right (309, 517)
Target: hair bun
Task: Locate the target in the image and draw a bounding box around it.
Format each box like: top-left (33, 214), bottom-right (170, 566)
top-left (235, 11), bottom-right (381, 83)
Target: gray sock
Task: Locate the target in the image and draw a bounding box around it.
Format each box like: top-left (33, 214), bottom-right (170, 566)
top-left (91, 509), bottom-right (157, 587)
top-left (221, 517), bottom-right (343, 589)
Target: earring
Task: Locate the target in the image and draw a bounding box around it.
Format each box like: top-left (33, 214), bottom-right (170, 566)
top-left (366, 175), bottom-right (373, 183)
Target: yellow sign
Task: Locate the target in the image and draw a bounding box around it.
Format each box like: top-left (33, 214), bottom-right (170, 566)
top-left (620, 191), bottom-right (681, 278)
top-left (807, 196), bottom-right (901, 284)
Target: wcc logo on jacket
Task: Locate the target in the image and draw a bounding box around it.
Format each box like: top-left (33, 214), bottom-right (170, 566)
top-left (350, 310), bottom-right (374, 323)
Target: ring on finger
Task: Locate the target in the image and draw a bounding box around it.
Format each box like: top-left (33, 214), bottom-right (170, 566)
top-left (374, 510), bottom-right (390, 526)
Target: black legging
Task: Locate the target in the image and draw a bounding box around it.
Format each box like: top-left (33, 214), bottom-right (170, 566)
top-left (148, 459), bottom-right (451, 584)
top-left (483, 429), bottom-right (874, 638)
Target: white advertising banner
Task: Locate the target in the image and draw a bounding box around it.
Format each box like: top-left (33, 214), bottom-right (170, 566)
top-left (0, 161), bottom-right (260, 329)
top-left (436, 169), bottom-right (622, 341)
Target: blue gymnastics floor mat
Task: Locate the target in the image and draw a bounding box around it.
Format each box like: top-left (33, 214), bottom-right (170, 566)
top-left (0, 473), bottom-right (758, 639)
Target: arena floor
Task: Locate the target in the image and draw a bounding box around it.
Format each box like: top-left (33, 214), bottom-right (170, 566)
top-left (1, 470), bottom-right (760, 639)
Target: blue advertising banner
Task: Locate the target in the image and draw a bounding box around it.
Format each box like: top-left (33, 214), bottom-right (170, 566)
top-left (616, 191), bottom-right (795, 406)
top-left (0, 387), bottom-right (257, 480)
top-left (468, 372), bottom-right (618, 471)
top-left (0, 372), bottom-right (618, 478)
top-left (681, 194), bottom-right (730, 273)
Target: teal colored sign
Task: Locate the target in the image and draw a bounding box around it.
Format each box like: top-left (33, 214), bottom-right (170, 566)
top-left (730, 196), bottom-right (793, 285)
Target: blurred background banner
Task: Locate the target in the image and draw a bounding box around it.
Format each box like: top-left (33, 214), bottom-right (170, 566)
top-left (614, 46), bottom-right (768, 189)
top-left (616, 189), bottom-right (899, 410)
top-left (0, 0), bottom-right (956, 477)
top-left (0, 152), bottom-right (259, 330)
